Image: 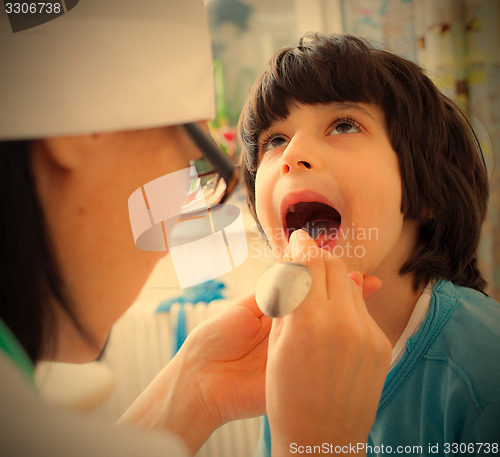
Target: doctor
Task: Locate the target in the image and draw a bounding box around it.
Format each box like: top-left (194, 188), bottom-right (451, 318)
top-left (0, 1), bottom-right (389, 456)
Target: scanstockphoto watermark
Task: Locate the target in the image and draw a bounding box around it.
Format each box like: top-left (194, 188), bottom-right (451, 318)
top-left (290, 443), bottom-right (425, 455)
top-left (248, 224), bottom-right (379, 260)
top-left (289, 442), bottom-right (499, 455)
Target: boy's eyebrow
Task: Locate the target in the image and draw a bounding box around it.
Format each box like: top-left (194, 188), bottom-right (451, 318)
top-left (330, 102), bottom-right (379, 123)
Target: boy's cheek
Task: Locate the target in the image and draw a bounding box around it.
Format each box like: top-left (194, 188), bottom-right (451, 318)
top-left (255, 196), bottom-right (276, 231)
top-left (263, 226), bottom-right (283, 245)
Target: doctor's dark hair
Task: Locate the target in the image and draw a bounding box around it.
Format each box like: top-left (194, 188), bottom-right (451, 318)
top-left (239, 33), bottom-right (489, 293)
top-left (0, 143), bottom-right (93, 363)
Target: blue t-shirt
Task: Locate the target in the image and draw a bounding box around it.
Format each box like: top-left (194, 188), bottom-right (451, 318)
top-left (255, 280), bottom-right (500, 456)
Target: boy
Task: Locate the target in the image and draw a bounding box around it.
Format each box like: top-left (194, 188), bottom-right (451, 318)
top-left (239, 33), bottom-right (500, 455)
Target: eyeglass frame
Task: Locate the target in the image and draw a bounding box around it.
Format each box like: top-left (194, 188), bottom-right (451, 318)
top-left (179, 122), bottom-right (240, 220)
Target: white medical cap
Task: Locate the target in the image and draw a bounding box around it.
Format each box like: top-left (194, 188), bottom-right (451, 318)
top-left (0, 0), bottom-right (215, 140)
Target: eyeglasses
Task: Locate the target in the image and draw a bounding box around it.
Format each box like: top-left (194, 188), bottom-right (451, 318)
top-left (179, 122), bottom-right (239, 221)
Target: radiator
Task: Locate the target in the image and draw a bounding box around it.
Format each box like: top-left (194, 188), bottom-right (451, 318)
top-left (94, 299), bottom-right (262, 457)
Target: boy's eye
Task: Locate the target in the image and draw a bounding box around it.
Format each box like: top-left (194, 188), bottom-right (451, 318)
top-left (263, 135), bottom-right (289, 152)
top-left (329, 118), bottom-right (361, 135)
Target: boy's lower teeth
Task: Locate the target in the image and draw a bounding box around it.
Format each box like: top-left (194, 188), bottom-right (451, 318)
top-left (314, 235), bottom-right (329, 246)
top-left (302, 221), bottom-right (336, 246)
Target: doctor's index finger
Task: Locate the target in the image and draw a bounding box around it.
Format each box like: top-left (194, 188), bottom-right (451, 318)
top-left (288, 229), bottom-right (353, 304)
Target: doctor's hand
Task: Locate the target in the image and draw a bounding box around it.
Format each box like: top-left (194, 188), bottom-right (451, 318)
top-left (119, 295), bottom-right (271, 456)
top-left (178, 295), bottom-right (272, 424)
top-left (266, 229), bottom-right (391, 456)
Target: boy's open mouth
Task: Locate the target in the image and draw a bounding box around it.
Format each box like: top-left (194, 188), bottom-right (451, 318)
top-left (284, 201), bottom-right (341, 247)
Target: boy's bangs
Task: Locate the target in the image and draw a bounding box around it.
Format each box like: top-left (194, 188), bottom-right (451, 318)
top-left (247, 35), bottom-right (383, 135)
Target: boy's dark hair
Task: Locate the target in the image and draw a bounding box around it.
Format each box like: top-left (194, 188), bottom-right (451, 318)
top-left (239, 33), bottom-right (489, 293)
top-left (0, 143), bottom-right (94, 363)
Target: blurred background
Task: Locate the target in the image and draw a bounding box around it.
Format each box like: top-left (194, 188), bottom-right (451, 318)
top-left (34, 1), bottom-right (499, 456)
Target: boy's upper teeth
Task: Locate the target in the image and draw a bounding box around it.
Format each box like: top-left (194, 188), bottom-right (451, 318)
top-left (288, 204), bottom-right (296, 213)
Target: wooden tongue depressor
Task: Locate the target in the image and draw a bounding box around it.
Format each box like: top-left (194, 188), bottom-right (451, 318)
top-left (255, 262), bottom-right (313, 318)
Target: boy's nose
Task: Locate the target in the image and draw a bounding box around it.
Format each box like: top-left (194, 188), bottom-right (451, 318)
top-left (280, 137), bottom-right (314, 175)
top-left (281, 160), bottom-right (311, 175)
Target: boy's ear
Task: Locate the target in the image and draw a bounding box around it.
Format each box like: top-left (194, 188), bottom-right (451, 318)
top-left (33, 136), bottom-right (87, 171)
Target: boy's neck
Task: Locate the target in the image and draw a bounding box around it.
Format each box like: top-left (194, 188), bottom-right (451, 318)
top-left (365, 272), bottom-right (423, 348)
top-left (364, 219), bottom-right (425, 348)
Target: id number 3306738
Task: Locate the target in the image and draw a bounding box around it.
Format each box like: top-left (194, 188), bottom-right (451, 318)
top-left (443, 442), bottom-right (498, 454)
top-left (5, 2), bottom-right (62, 14)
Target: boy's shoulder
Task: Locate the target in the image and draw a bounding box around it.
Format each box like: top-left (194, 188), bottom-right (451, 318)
top-left (427, 280), bottom-right (500, 404)
top-left (432, 280), bottom-right (500, 339)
